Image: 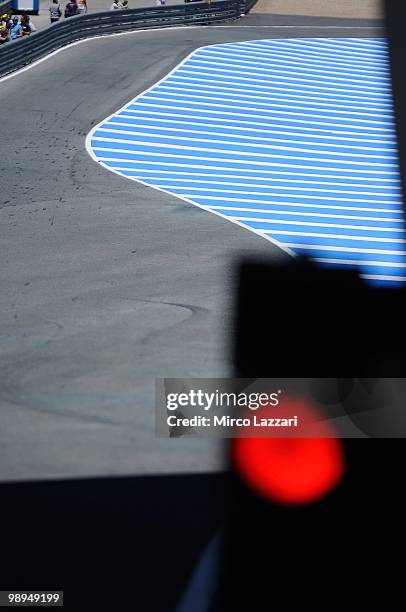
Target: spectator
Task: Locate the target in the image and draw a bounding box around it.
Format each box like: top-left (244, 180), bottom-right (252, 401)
top-left (0, 26), bottom-right (9, 44)
top-left (64, 0), bottom-right (79, 17)
top-left (77, 0), bottom-right (87, 14)
top-left (28, 15), bottom-right (37, 31)
top-left (9, 16), bottom-right (22, 40)
top-left (49, 0), bottom-right (62, 22)
top-left (20, 14), bottom-right (32, 35)
top-left (110, 0), bottom-right (119, 9)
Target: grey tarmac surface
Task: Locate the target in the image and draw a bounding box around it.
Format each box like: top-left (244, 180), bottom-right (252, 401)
top-left (0, 20), bottom-right (383, 481)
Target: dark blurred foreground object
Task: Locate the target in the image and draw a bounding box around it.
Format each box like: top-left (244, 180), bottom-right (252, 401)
top-left (214, 3), bottom-right (406, 598)
top-left (0, 474), bottom-right (223, 611)
top-left (219, 258), bottom-right (406, 609)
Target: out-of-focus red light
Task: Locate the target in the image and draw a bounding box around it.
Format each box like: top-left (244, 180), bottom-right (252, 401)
top-left (232, 400), bottom-right (344, 505)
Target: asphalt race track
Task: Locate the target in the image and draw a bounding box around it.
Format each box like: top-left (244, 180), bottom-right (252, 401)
top-left (0, 18), bottom-right (384, 481)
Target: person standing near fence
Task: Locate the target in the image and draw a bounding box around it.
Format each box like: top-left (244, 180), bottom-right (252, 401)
top-left (49, 0), bottom-right (62, 22)
top-left (77, 0), bottom-right (87, 14)
top-left (0, 26), bottom-right (9, 43)
top-left (64, 0), bottom-right (79, 17)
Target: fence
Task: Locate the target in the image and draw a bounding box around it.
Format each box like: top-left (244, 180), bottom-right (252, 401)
top-left (0, 0), bottom-right (12, 15)
top-left (0, 0), bottom-right (256, 78)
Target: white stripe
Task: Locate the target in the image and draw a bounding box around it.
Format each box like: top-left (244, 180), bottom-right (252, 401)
top-left (172, 194), bottom-right (401, 214)
top-left (197, 47), bottom-right (388, 74)
top-left (112, 174), bottom-right (400, 196)
top-left (109, 119), bottom-right (396, 149)
top-left (188, 56), bottom-right (388, 85)
top-left (140, 95), bottom-right (394, 127)
top-left (248, 37), bottom-right (387, 50)
top-left (144, 89), bottom-right (393, 120)
top-left (94, 151), bottom-right (398, 176)
top-left (280, 243), bottom-right (405, 255)
top-left (207, 206), bottom-right (403, 222)
top-left (196, 47), bottom-right (387, 75)
top-left (300, 40), bottom-right (388, 54)
top-left (112, 106), bottom-right (396, 133)
top-left (219, 45), bottom-right (388, 70)
top-left (148, 183), bottom-right (398, 205)
top-left (179, 63), bottom-right (390, 93)
top-left (104, 102), bottom-right (395, 134)
top-left (92, 138), bottom-right (398, 167)
top-left (343, 38), bottom-right (386, 44)
top-left (109, 167), bottom-right (401, 189)
top-left (171, 74), bottom-right (390, 103)
top-left (313, 37), bottom-right (386, 44)
top-left (97, 127), bottom-right (397, 159)
top-left (305, 39), bottom-right (388, 55)
top-left (229, 217), bottom-right (403, 232)
top-left (119, 111), bottom-right (396, 141)
top-left (315, 258), bottom-right (406, 268)
top-left (104, 160), bottom-right (400, 183)
top-left (259, 230), bottom-right (405, 243)
top-left (228, 39), bottom-right (388, 58)
top-left (228, 41), bottom-right (389, 65)
top-left (176, 68), bottom-right (390, 99)
top-left (260, 39), bottom-right (389, 60)
top-left (159, 83), bottom-right (393, 113)
top-left (157, 193), bottom-right (400, 213)
top-left (361, 274), bottom-right (406, 281)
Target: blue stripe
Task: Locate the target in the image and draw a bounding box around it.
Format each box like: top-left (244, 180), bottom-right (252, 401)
top-left (175, 69), bottom-right (392, 97)
top-left (128, 100), bottom-right (395, 130)
top-left (192, 199), bottom-right (404, 218)
top-left (241, 222), bottom-right (404, 240)
top-left (117, 111), bottom-right (396, 141)
top-left (157, 85), bottom-right (395, 115)
top-left (93, 132), bottom-right (397, 162)
top-left (185, 58), bottom-right (390, 87)
top-left (105, 121), bottom-right (397, 151)
top-left (116, 173), bottom-right (401, 194)
top-left (213, 208), bottom-right (404, 228)
top-left (164, 78), bottom-right (393, 107)
top-left (100, 160), bottom-right (400, 186)
top-left (155, 191), bottom-right (402, 211)
top-left (125, 179), bottom-right (401, 201)
top-left (93, 147), bottom-right (399, 176)
top-left (91, 141), bottom-right (398, 172)
top-left (292, 248), bottom-right (406, 264)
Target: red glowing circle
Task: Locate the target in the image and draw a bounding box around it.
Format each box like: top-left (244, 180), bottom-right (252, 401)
top-left (232, 399), bottom-right (344, 505)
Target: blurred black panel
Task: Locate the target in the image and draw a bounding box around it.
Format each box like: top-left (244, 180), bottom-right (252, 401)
top-left (223, 257), bottom-right (406, 609)
top-left (0, 474), bottom-right (223, 611)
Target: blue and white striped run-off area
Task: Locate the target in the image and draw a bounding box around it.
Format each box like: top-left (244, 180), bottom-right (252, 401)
top-left (88, 38), bottom-right (406, 285)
